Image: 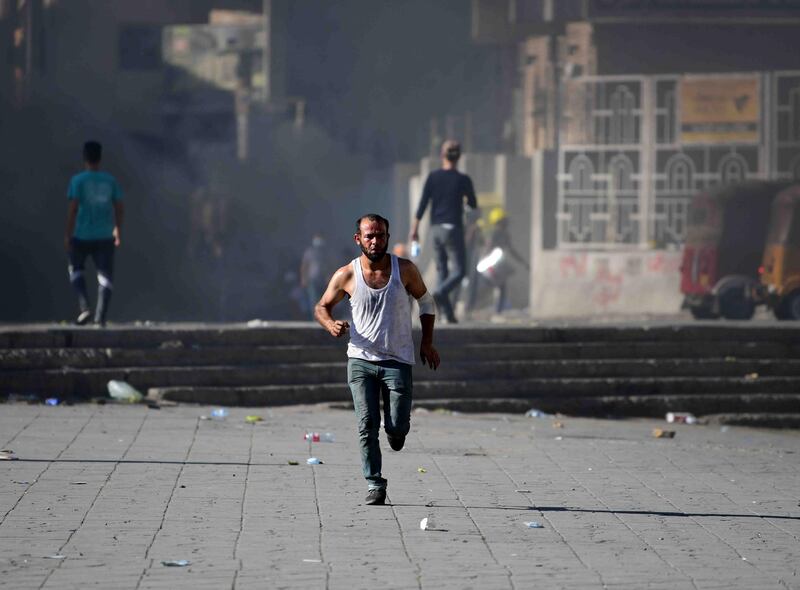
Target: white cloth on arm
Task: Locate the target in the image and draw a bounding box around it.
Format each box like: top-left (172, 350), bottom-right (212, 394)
top-left (347, 254), bottom-right (415, 365)
top-left (416, 291), bottom-right (435, 316)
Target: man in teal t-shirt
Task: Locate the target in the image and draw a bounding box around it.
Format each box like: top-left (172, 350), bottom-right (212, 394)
top-left (65, 141), bottom-right (124, 326)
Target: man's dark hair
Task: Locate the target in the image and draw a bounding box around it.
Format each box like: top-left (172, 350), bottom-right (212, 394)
top-left (83, 141), bottom-right (102, 164)
top-left (356, 213), bottom-right (390, 234)
top-left (441, 139), bottom-right (461, 162)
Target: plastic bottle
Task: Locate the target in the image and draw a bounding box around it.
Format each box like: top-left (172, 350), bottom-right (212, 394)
top-left (107, 380), bottom-right (144, 403)
top-left (666, 412), bottom-right (697, 425)
top-left (411, 240), bottom-right (420, 258)
top-left (304, 432), bottom-right (335, 442)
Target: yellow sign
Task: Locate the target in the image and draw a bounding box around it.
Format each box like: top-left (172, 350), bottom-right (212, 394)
top-left (680, 77), bottom-right (759, 144)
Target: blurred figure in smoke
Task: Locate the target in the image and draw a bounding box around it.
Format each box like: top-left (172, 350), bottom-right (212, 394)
top-left (64, 141), bottom-right (124, 326)
top-left (392, 242), bottom-right (408, 258)
top-left (300, 232), bottom-right (334, 319)
top-left (453, 208), bottom-right (485, 318)
top-left (409, 139), bottom-right (477, 323)
top-left (478, 207), bottom-right (529, 314)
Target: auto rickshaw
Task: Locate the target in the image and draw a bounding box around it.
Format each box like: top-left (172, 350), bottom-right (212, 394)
top-left (759, 184), bottom-right (800, 319)
top-left (680, 181), bottom-right (787, 320)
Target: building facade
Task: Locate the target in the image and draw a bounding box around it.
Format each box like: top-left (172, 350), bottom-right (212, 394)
top-left (467, 0), bottom-right (800, 316)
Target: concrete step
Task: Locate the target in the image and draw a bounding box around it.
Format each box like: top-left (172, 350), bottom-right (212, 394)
top-left (4, 359), bottom-right (799, 396)
top-left (3, 323), bottom-right (800, 349)
top-left (2, 340), bottom-right (796, 370)
top-left (146, 377), bottom-right (800, 407)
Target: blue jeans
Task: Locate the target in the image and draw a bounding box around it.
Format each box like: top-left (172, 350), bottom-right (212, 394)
top-left (430, 224), bottom-right (465, 320)
top-left (347, 358), bottom-right (413, 491)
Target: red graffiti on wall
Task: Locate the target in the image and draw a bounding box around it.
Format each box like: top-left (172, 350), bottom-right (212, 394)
top-left (646, 252), bottom-right (681, 274)
top-left (592, 266), bottom-right (624, 307)
top-left (559, 254), bottom-right (589, 278)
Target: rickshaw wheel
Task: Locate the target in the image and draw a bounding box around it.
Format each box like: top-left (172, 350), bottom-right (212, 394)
top-left (775, 291), bottom-right (800, 320)
top-left (718, 286), bottom-right (755, 320)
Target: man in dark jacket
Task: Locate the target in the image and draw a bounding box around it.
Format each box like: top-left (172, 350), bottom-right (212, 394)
top-left (409, 140), bottom-right (477, 323)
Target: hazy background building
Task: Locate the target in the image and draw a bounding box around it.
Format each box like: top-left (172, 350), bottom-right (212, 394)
top-left (3, 0), bottom-right (800, 322)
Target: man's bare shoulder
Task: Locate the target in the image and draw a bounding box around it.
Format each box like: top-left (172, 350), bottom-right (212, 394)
top-left (397, 256), bottom-right (415, 271)
top-left (332, 262), bottom-right (354, 281)
top-left (397, 256), bottom-right (422, 280)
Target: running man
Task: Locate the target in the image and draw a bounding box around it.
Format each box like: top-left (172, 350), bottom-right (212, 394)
top-left (315, 214), bottom-right (440, 505)
top-left (65, 141), bottom-right (124, 326)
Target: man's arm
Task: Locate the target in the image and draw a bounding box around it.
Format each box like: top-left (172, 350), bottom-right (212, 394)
top-left (400, 259), bottom-right (440, 369)
top-left (463, 175), bottom-right (477, 210)
top-left (65, 200), bottom-right (78, 250)
top-left (113, 201), bottom-right (124, 247)
top-left (314, 264), bottom-right (352, 338)
top-left (410, 175), bottom-right (433, 242)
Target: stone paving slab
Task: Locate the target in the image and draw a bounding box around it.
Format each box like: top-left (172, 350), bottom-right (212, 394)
top-left (0, 403), bottom-right (798, 589)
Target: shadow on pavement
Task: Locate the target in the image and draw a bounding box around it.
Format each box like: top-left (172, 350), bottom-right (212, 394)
top-left (390, 503), bottom-right (800, 521)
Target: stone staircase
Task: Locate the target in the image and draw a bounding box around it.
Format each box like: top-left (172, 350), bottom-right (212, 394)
top-left (2, 323), bottom-right (800, 418)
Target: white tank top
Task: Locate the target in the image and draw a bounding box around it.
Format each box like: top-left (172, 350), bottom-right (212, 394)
top-left (347, 254), bottom-right (415, 365)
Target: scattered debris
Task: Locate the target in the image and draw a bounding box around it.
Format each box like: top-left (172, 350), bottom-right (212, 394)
top-left (744, 372), bottom-right (759, 381)
top-left (158, 340), bottom-right (184, 349)
top-left (287, 460), bottom-right (299, 466)
top-left (554, 436), bottom-right (563, 441)
top-left (417, 467), bottom-right (427, 473)
top-left (161, 560), bottom-right (190, 567)
top-left (666, 412), bottom-right (697, 424)
top-left (70, 481), bottom-right (87, 485)
top-left (45, 398), bottom-right (59, 406)
top-left (652, 428), bottom-right (676, 439)
top-left (302, 559), bottom-right (322, 563)
top-left (245, 415), bottom-right (264, 424)
top-left (246, 319), bottom-right (267, 327)
top-left (524, 521), bottom-right (544, 529)
top-left (304, 432), bottom-right (335, 442)
top-left (0, 449), bottom-right (18, 460)
top-left (306, 457), bottom-right (323, 465)
top-left (516, 489), bottom-right (532, 493)
top-left (420, 515), bottom-right (438, 531)
top-left (209, 408), bottom-right (229, 420)
top-left (44, 555), bottom-right (66, 560)
top-left (107, 380), bottom-right (144, 403)
top-left (552, 421), bottom-right (564, 429)
top-left (525, 409), bottom-right (551, 418)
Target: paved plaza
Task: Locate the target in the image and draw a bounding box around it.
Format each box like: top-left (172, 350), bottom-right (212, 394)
top-left (0, 403), bottom-right (798, 589)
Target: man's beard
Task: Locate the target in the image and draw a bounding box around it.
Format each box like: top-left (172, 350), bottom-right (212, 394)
top-left (360, 244), bottom-right (387, 263)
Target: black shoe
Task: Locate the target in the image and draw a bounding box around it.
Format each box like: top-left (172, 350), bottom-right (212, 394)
top-left (387, 433), bottom-right (405, 451)
top-left (364, 488), bottom-right (386, 505)
top-left (76, 310), bottom-right (91, 325)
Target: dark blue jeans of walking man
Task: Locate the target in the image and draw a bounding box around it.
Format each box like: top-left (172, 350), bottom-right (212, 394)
top-left (347, 358), bottom-right (413, 491)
